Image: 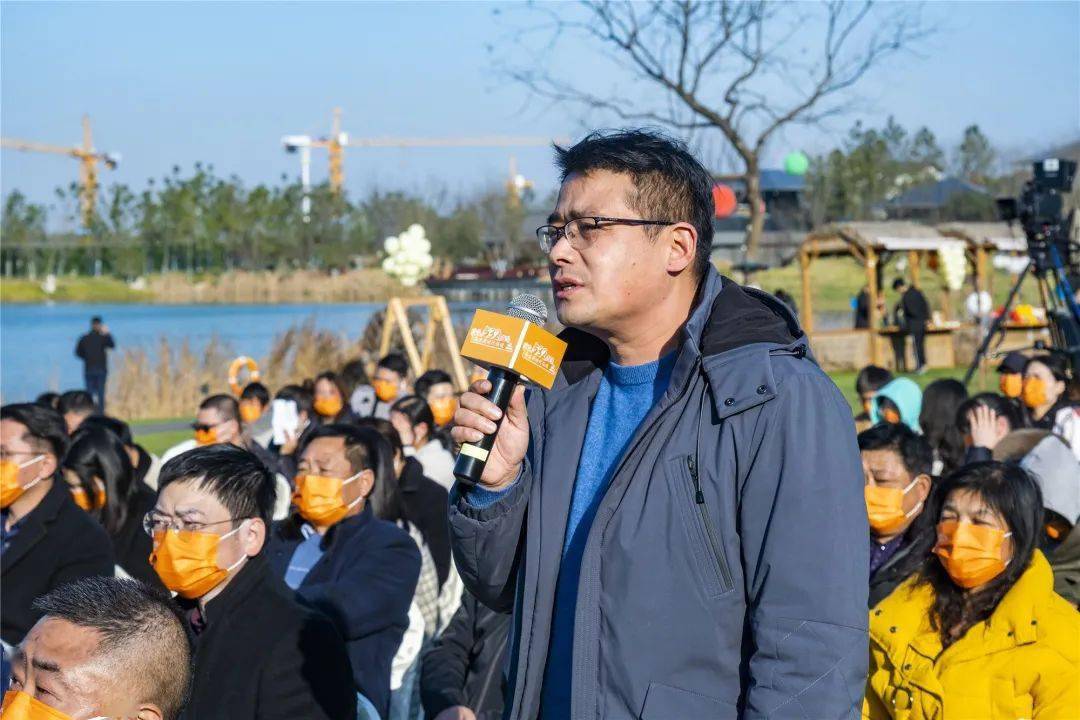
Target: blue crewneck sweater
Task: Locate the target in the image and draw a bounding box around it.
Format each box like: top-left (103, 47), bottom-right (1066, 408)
top-left (540, 352), bottom-right (675, 718)
top-left (465, 353), bottom-right (676, 717)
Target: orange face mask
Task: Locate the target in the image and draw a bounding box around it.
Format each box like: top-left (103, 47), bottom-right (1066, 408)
top-left (293, 471), bottom-right (363, 528)
top-left (150, 525), bottom-right (247, 599)
top-left (70, 481), bottom-right (106, 512)
top-left (0, 690), bottom-right (81, 720)
top-left (239, 401), bottom-right (263, 424)
top-left (882, 408), bottom-right (902, 425)
top-left (934, 519), bottom-right (1012, 589)
top-left (313, 396), bottom-right (344, 419)
top-left (865, 478), bottom-right (922, 535)
top-left (429, 396), bottom-right (457, 427)
top-left (194, 428), bottom-right (217, 446)
top-left (0, 456), bottom-right (45, 509)
top-left (999, 373), bottom-right (1023, 399)
top-left (1021, 376), bottom-right (1048, 409)
top-left (373, 379), bottom-right (399, 403)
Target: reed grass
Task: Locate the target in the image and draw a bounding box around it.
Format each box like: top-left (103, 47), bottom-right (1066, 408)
top-left (107, 307), bottom-right (469, 420)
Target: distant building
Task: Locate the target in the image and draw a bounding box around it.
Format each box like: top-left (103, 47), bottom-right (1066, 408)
top-left (885, 176), bottom-right (990, 221)
top-left (710, 168), bottom-right (810, 266)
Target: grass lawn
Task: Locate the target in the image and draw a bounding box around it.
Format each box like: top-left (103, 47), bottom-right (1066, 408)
top-left (0, 276), bottom-right (152, 303)
top-left (133, 428), bottom-right (191, 457)
top-left (722, 257), bottom-right (1045, 317)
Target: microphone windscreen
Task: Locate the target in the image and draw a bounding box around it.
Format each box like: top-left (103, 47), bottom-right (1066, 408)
top-left (506, 294), bottom-right (548, 326)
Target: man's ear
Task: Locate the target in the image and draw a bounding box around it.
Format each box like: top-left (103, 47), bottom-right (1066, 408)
top-left (665, 223), bottom-right (697, 275)
top-left (40, 453), bottom-right (58, 479)
top-left (357, 469), bottom-right (376, 500)
top-left (243, 518), bottom-right (267, 557)
top-left (914, 473), bottom-right (932, 503)
top-left (135, 704), bottom-right (164, 720)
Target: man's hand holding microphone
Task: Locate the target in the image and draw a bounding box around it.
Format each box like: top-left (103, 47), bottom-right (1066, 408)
top-left (451, 295), bottom-right (566, 491)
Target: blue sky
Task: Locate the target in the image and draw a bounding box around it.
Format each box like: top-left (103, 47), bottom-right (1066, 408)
top-left (2, 1), bottom-right (1078, 228)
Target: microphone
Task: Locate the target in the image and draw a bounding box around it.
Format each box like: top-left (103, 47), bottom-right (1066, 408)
top-left (453, 294), bottom-right (567, 486)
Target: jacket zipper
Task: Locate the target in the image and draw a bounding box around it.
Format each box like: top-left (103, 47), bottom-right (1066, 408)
top-left (688, 454), bottom-right (733, 591)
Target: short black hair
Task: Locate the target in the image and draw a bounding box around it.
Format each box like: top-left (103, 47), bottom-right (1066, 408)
top-left (390, 395), bottom-right (436, 434)
top-left (198, 394), bottom-right (239, 423)
top-left (955, 393), bottom-right (1024, 435)
top-left (554, 129), bottom-right (715, 279)
top-left (79, 415), bottom-right (134, 446)
top-left (35, 392), bottom-right (60, 410)
top-left (90, 316), bottom-right (103, 325)
top-left (377, 353), bottom-right (410, 380)
top-left (275, 384), bottom-right (314, 418)
top-left (240, 382), bottom-right (271, 406)
top-left (299, 423), bottom-right (404, 523)
top-left (339, 359), bottom-right (370, 393)
top-left (32, 576), bottom-right (191, 720)
top-left (58, 390), bottom-right (96, 417)
top-left (858, 422), bottom-right (933, 478)
top-left (892, 277), bottom-right (907, 291)
top-left (856, 365), bottom-right (893, 396)
top-left (1025, 353), bottom-right (1070, 382)
top-left (414, 369), bottom-right (453, 400)
top-left (157, 444), bottom-right (275, 528)
top-left (1, 402), bottom-right (69, 461)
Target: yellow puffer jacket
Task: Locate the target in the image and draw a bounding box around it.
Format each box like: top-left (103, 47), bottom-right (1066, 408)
top-left (864, 551), bottom-right (1080, 719)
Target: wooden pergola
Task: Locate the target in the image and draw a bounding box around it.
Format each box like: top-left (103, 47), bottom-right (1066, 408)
top-left (798, 222), bottom-right (966, 366)
top-left (937, 221), bottom-right (1027, 301)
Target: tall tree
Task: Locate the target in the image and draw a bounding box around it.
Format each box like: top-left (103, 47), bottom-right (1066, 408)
top-left (955, 124), bottom-right (995, 183)
top-left (504, 1), bottom-right (929, 257)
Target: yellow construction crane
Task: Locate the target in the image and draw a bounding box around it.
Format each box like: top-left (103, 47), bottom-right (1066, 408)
top-left (282, 108), bottom-right (565, 219)
top-left (0, 115), bottom-right (120, 229)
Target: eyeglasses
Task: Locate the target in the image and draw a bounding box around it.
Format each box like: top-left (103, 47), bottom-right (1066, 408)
top-left (142, 512), bottom-right (247, 536)
top-left (536, 216), bottom-right (674, 254)
top-left (191, 421), bottom-right (224, 433)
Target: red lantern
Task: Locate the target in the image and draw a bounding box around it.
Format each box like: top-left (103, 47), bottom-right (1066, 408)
top-left (712, 184), bottom-right (737, 218)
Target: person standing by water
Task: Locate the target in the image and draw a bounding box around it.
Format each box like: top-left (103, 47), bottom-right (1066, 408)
top-left (74, 316), bottom-right (114, 412)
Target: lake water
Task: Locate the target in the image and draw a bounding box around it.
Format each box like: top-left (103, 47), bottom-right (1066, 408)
top-left (0, 302), bottom-right (495, 402)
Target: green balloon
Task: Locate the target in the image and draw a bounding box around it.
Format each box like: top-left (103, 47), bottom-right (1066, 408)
top-left (784, 151), bottom-right (809, 176)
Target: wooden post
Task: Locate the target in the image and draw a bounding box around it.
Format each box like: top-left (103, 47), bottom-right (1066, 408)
top-left (799, 248), bottom-right (814, 333)
top-left (908, 250), bottom-right (921, 288)
top-left (376, 296), bottom-right (469, 391)
top-left (867, 248), bottom-right (880, 365)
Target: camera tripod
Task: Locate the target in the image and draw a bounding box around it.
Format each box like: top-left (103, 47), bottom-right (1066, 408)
top-left (962, 241), bottom-right (1080, 385)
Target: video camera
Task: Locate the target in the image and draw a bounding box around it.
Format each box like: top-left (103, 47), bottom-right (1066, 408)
top-left (993, 158), bottom-right (1080, 374)
top-left (997, 158), bottom-right (1078, 275)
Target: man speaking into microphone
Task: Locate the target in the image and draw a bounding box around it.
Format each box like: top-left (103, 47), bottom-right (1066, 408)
top-left (450, 130), bottom-right (868, 719)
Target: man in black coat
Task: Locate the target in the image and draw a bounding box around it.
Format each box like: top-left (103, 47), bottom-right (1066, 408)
top-left (74, 316), bottom-right (114, 412)
top-left (358, 417), bottom-right (453, 587)
top-left (150, 444), bottom-right (356, 720)
top-left (268, 423), bottom-right (421, 719)
top-left (892, 277), bottom-right (931, 373)
top-left (1, 403), bottom-right (114, 649)
top-left (420, 591), bottom-right (510, 720)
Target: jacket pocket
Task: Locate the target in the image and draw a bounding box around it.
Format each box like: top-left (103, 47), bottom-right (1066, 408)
top-left (668, 455), bottom-right (734, 598)
top-left (639, 681), bottom-right (737, 719)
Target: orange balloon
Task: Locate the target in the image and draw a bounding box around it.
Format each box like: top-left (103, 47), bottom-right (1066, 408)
top-left (712, 184), bottom-right (737, 218)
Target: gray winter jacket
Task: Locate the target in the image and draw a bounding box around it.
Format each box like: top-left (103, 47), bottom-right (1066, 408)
top-left (449, 268), bottom-right (869, 719)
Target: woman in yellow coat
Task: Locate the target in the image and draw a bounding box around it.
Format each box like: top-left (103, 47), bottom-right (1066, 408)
top-left (865, 461), bottom-right (1080, 719)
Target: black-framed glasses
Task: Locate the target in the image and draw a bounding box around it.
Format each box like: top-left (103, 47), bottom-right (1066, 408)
top-left (536, 216), bottom-right (675, 254)
top-left (142, 512), bottom-right (247, 537)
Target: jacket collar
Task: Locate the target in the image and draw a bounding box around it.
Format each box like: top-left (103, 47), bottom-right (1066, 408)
top-left (554, 266), bottom-right (804, 393)
top-left (874, 551), bottom-right (1055, 668)
top-left (321, 502), bottom-right (374, 552)
top-left (1, 478), bottom-right (69, 573)
top-left (200, 552), bottom-right (271, 626)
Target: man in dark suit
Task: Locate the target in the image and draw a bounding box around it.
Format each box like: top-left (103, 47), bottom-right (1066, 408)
top-left (893, 277), bottom-right (931, 374)
top-left (149, 444), bottom-right (356, 719)
top-left (268, 424), bottom-right (421, 719)
top-left (74, 316), bottom-right (114, 412)
top-left (1, 403), bottom-right (114, 650)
